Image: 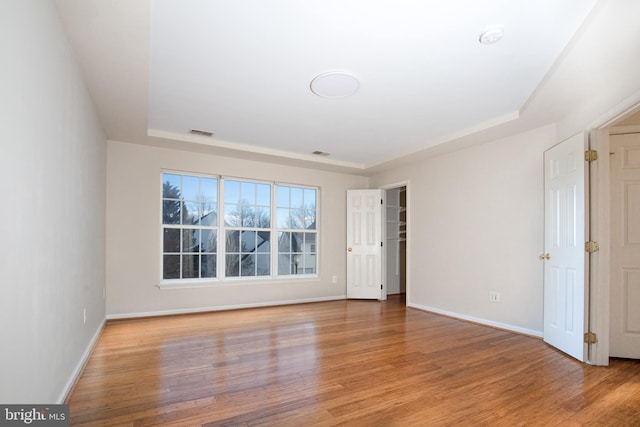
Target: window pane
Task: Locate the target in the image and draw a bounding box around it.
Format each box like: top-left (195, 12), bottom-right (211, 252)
top-left (226, 230), bottom-right (240, 252)
top-left (291, 254), bottom-right (302, 274)
top-left (257, 254), bottom-right (270, 276)
top-left (290, 209), bottom-right (304, 229)
top-left (304, 188), bottom-right (316, 208)
top-left (184, 201), bottom-right (200, 225)
top-left (163, 200), bottom-right (181, 224)
top-left (201, 229), bottom-right (217, 253)
top-left (305, 209), bottom-right (316, 229)
top-left (278, 232), bottom-right (290, 252)
top-left (257, 184), bottom-right (270, 206)
top-left (241, 230), bottom-right (256, 253)
top-left (201, 207), bottom-right (217, 226)
top-left (182, 175), bottom-right (200, 201)
top-left (255, 207), bottom-right (270, 228)
top-left (304, 189), bottom-right (316, 230)
top-left (278, 254), bottom-right (290, 275)
top-left (277, 208), bottom-right (289, 229)
top-left (241, 182), bottom-right (255, 204)
top-left (292, 232), bottom-right (304, 252)
top-left (290, 187), bottom-right (303, 208)
top-left (257, 231), bottom-right (270, 252)
top-left (306, 233), bottom-right (317, 252)
top-left (163, 229), bottom-right (180, 252)
top-left (163, 255), bottom-right (180, 279)
top-left (276, 185), bottom-right (289, 207)
top-left (182, 254), bottom-right (199, 278)
top-left (201, 254), bottom-right (216, 278)
top-left (162, 174), bottom-right (181, 198)
top-left (201, 178), bottom-right (217, 202)
top-left (239, 205), bottom-right (254, 227)
top-left (303, 235), bottom-right (317, 274)
top-left (225, 203), bottom-right (240, 226)
top-left (224, 180), bottom-right (240, 203)
top-left (226, 254), bottom-right (240, 277)
top-left (241, 254), bottom-right (255, 276)
top-left (183, 228), bottom-right (199, 252)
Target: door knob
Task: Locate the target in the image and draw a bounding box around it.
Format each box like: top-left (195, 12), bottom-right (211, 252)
top-left (347, 248), bottom-right (352, 252)
top-left (539, 253), bottom-right (550, 260)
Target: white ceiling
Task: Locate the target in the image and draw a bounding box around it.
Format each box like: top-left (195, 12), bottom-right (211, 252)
top-left (56, 0), bottom-right (598, 171)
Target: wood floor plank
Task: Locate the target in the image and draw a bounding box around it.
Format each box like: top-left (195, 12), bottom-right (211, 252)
top-left (67, 296), bottom-right (640, 426)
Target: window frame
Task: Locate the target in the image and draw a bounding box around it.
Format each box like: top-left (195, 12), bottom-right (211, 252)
top-left (220, 177), bottom-right (273, 280)
top-left (159, 171), bottom-right (320, 287)
top-left (274, 184), bottom-right (318, 277)
top-left (160, 171), bottom-right (219, 283)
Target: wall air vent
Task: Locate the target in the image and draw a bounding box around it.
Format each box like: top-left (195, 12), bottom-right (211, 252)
top-left (189, 128), bottom-right (214, 137)
top-left (312, 151), bottom-right (330, 156)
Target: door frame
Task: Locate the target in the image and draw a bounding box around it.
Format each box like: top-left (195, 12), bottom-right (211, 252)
top-left (588, 89), bottom-right (640, 365)
top-left (380, 180), bottom-right (410, 305)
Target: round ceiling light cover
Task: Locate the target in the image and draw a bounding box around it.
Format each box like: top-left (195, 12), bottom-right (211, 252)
top-left (310, 72), bottom-right (359, 98)
top-left (479, 26), bottom-right (504, 45)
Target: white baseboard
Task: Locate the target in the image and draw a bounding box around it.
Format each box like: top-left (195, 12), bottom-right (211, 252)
top-left (106, 295), bottom-right (347, 320)
top-left (408, 302), bottom-right (543, 338)
top-left (58, 319), bottom-right (106, 403)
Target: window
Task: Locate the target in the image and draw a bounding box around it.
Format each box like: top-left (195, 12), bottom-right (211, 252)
top-left (276, 185), bottom-right (317, 275)
top-left (161, 172), bottom-right (318, 283)
top-left (223, 180), bottom-right (271, 278)
top-left (162, 173), bottom-right (218, 280)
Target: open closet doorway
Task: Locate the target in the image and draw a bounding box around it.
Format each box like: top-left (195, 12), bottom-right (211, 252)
top-left (384, 185), bottom-right (407, 300)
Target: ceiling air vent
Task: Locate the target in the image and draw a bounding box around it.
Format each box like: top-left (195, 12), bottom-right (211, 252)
top-left (189, 128), bottom-right (214, 137)
top-left (312, 151), bottom-right (330, 156)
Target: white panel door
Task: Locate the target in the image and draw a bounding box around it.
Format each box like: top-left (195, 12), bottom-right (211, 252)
top-left (347, 189), bottom-right (383, 300)
top-left (610, 133), bottom-right (640, 359)
top-left (543, 133), bottom-right (588, 361)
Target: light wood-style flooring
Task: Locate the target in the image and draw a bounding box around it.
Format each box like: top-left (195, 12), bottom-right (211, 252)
top-left (67, 295), bottom-right (640, 426)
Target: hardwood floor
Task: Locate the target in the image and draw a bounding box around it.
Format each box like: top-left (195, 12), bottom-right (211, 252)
top-left (67, 296), bottom-right (640, 426)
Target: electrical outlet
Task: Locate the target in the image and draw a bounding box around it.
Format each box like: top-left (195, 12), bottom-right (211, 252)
top-left (332, 275), bottom-right (337, 284)
top-left (489, 291), bottom-right (500, 302)
top-left (83, 308), bottom-right (87, 324)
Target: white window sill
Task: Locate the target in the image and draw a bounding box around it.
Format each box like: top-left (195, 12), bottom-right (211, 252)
top-left (157, 275), bottom-right (320, 290)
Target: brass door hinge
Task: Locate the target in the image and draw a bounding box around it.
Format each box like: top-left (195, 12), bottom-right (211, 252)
top-left (585, 241), bottom-right (599, 253)
top-left (584, 332), bottom-right (597, 344)
top-left (585, 150), bottom-right (598, 162)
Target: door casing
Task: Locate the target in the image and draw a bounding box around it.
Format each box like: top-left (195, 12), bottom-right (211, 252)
top-left (587, 89), bottom-right (640, 365)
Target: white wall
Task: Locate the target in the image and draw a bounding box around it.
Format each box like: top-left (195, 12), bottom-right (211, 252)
top-left (0, 1), bottom-right (106, 403)
top-left (368, 1), bottom-right (640, 337)
top-left (106, 141), bottom-right (367, 316)
top-left (553, 1), bottom-right (640, 137)
top-left (370, 125), bottom-right (556, 334)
